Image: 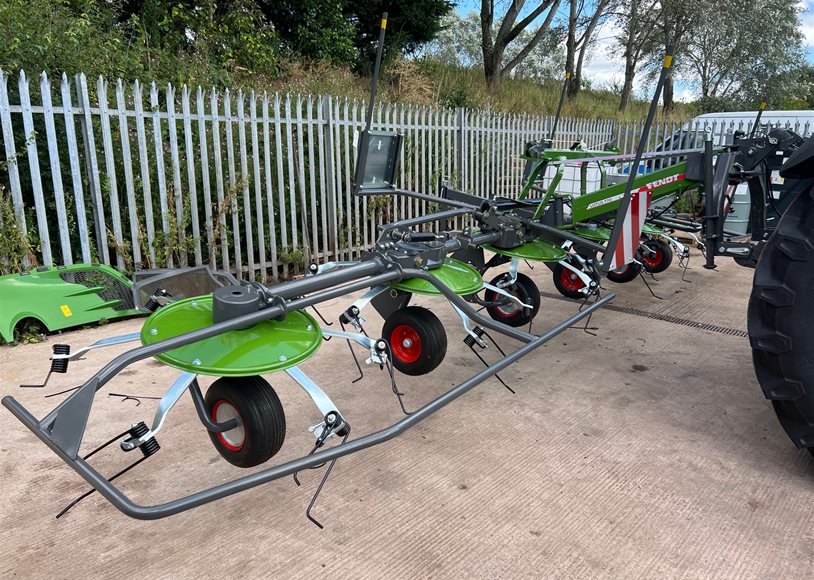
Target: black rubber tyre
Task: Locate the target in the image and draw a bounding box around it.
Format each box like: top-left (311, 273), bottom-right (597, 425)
top-left (606, 260), bottom-right (642, 283)
top-left (484, 272), bottom-right (541, 326)
top-left (204, 375), bottom-right (286, 468)
top-left (748, 186), bottom-right (814, 457)
top-left (552, 261), bottom-right (588, 300)
top-left (641, 239), bottom-right (673, 274)
top-left (383, 306), bottom-right (447, 376)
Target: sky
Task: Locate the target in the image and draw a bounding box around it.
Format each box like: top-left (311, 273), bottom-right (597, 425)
top-left (456, 1), bottom-right (814, 103)
top-left (803, 1), bottom-right (814, 62)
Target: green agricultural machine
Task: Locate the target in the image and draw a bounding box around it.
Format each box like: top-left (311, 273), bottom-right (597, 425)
top-left (473, 108), bottom-right (814, 457)
top-left (1, 22), bottom-right (811, 529)
top-left (495, 112), bottom-right (814, 457)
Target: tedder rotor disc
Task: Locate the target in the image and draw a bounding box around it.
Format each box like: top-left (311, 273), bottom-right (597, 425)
top-left (389, 258), bottom-right (483, 296)
top-left (484, 238), bottom-right (568, 262)
top-left (572, 225), bottom-right (612, 242)
top-left (642, 222), bottom-right (664, 235)
top-left (141, 296), bottom-right (322, 376)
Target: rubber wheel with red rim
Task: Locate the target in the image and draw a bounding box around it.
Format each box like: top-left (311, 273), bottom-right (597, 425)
top-left (484, 272), bottom-right (541, 326)
top-left (204, 375), bottom-right (286, 468)
top-left (641, 239), bottom-right (673, 274)
top-left (606, 260), bottom-right (642, 283)
top-left (382, 306), bottom-right (447, 376)
top-left (552, 261), bottom-right (589, 300)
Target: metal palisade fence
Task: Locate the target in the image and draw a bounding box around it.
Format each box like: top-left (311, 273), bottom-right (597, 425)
top-left (1, 69), bottom-right (811, 280)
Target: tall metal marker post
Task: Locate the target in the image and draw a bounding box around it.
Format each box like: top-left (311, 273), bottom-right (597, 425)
top-left (353, 12), bottom-right (388, 196)
top-left (601, 47), bottom-right (675, 275)
top-left (749, 100), bottom-right (767, 139)
top-left (549, 69), bottom-right (571, 143)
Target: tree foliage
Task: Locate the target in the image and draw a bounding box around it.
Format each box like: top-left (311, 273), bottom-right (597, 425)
top-left (349, 0), bottom-right (454, 72)
top-left (681, 0), bottom-right (805, 111)
top-left (0, 0), bottom-right (810, 115)
top-left (0, 0), bottom-right (453, 85)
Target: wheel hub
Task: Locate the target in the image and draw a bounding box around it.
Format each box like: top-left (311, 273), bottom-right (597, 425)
top-left (391, 324), bottom-right (422, 363)
top-left (561, 267), bottom-right (586, 291)
top-left (212, 400), bottom-right (245, 451)
top-left (643, 247), bottom-right (662, 268)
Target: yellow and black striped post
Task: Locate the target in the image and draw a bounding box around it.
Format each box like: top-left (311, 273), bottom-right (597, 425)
top-left (749, 100), bottom-right (768, 139)
top-left (601, 46), bottom-right (674, 274)
top-left (550, 69), bottom-right (571, 143)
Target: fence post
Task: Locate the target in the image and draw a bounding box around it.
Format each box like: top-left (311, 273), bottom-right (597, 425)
top-left (321, 95), bottom-right (338, 259)
top-left (76, 73), bottom-right (109, 265)
top-left (0, 69), bottom-right (30, 269)
top-left (61, 74), bottom-right (91, 264)
top-left (454, 107), bottom-right (465, 189)
top-left (40, 72), bottom-right (72, 266)
top-left (19, 71), bottom-right (53, 266)
top-left (96, 76), bottom-right (125, 271)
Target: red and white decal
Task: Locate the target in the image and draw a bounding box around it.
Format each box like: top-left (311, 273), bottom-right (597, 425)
top-left (608, 173), bottom-right (685, 269)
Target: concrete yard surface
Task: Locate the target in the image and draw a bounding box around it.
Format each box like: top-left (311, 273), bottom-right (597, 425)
top-left (1, 254), bottom-right (812, 578)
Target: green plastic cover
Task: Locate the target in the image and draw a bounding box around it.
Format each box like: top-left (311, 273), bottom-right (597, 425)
top-left (0, 264), bottom-right (140, 342)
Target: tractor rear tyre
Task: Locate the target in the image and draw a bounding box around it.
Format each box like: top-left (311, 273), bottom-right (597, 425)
top-left (484, 272), bottom-right (541, 326)
top-left (641, 239), bottom-right (673, 274)
top-left (204, 375), bottom-right (287, 468)
top-left (748, 187), bottom-right (814, 457)
top-left (383, 306), bottom-right (447, 376)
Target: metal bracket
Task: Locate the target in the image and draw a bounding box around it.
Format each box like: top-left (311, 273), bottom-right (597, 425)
top-left (284, 366), bottom-right (344, 421)
top-left (120, 372), bottom-right (198, 450)
top-left (558, 258), bottom-right (597, 294)
top-left (56, 333), bottom-right (142, 363)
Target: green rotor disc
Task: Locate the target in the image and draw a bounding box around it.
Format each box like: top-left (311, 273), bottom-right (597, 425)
top-left (485, 238), bottom-right (567, 262)
top-left (572, 225), bottom-right (612, 242)
top-left (141, 296), bottom-right (322, 376)
top-left (642, 222), bottom-right (665, 235)
top-left (389, 258), bottom-right (483, 296)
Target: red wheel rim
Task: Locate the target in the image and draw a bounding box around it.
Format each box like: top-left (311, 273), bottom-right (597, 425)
top-left (559, 267), bottom-right (586, 291)
top-left (390, 324), bottom-right (422, 364)
top-left (212, 400), bottom-right (245, 451)
top-left (642, 246), bottom-right (663, 268)
top-left (489, 287), bottom-right (522, 317)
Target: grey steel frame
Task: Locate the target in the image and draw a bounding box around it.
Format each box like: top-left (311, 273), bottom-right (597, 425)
top-left (2, 199), bottom-right (615, 520)
top-left (3, 293), bottom-right (612, 520)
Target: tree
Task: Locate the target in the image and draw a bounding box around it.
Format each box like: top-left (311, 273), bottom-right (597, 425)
top-left (347, 0), bottom-right (455, 72)
top-left (613, 0), bottom-right (659, 112)
top-left (564, 0), bottom-right (613, 101)
top-left (479, 0), bottom-right (563, 89)
top-left (428, 11), bottom-right (563, 82)
top-left (681, 0), bottom-right (804, 111)
top-left (639, 0), bottom-right (700, 113)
